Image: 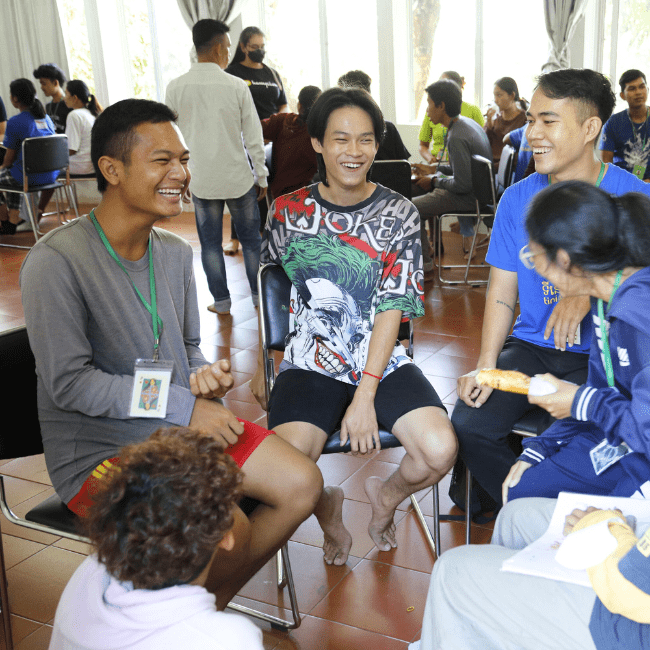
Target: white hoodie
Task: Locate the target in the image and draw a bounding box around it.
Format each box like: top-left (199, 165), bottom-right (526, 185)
top-left (49, 556), bottom-right (263, 650)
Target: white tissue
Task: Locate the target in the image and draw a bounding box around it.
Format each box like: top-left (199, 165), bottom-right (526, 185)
top-left (528, 376), bottom-right (557, 396)
top-left (555, 518), bottom-right (621, 570)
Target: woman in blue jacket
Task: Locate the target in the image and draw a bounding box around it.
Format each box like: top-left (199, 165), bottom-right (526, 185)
top-left (504, 180), bottom-right (650, 504)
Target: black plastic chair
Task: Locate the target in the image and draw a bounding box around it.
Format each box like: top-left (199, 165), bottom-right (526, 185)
top-left (0, 135), bottom-right (72, 249)
top-left (437, 154), bottom-right (497, 286)
top-left (258, 264), bottom-right (441, 605)
top-left (369, 159), bottom-right (412, 200)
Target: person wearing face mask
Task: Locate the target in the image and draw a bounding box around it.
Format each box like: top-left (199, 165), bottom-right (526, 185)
top-left (225, 26), bottom-right (288, 121)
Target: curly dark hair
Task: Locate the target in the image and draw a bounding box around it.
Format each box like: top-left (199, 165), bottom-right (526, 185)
top-left (83, 427), bottom-right (243, 590)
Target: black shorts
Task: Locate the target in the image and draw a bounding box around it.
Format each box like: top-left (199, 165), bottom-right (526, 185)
top-left (267, 363), bottom-right (446, 434)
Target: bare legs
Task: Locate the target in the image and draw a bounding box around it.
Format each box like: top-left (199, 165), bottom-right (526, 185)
top-left (204, 434), bottom-right (323, 609)
top-left (365, 406), bottom-right (457, 551)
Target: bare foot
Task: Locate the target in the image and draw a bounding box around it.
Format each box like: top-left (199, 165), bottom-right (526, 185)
top-left (365, 476), bottom-right (398, 552)
top-left (316, 486), bottom-right (352, 566)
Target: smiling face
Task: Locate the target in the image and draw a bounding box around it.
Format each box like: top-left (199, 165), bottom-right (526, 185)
top-left (311, 106), bottom-right (378, 201)
top-left (493, 84), bottom-right (515, 111)
top-left (528, 241), bottom-right (592, 297)
top-left (622, 76), bottom-right (648, 110)
top-left (525, 89), bottom-right (600, 181)
top-left (116, 121), bottom-right (191, 222)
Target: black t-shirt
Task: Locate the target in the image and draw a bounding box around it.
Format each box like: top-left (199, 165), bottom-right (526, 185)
top-left (376, 121), bottom-right (410, 160)
top-left (225, 62), bottom-right (287, 120)
top-left (0, 96), bottom-right (6, 123)
top-left (45, 100), bottom-right (73, 134)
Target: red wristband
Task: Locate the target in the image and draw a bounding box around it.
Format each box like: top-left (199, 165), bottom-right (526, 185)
top-left (362, 370), bottom-right (382, 380)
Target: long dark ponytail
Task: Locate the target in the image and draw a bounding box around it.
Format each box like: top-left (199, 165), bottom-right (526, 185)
top-left (67, 80), bottom-right (103, 117)
top-left (9, 78), bottom-right (45, 119)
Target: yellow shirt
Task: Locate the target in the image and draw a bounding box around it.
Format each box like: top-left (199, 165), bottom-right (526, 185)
top-left (418, 101), bottom-right (484, 155)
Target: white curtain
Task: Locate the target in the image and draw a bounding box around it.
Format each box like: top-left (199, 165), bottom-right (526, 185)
top-left (542, 0), bottom-right (589, 72)
top-left (0, 0), bottom-right (69, 117)
top-left (176, 0), bottom-right (243, 26)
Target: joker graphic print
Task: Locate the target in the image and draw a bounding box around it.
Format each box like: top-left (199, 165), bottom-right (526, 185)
top-left (261, 183), bottom-right (425, 385)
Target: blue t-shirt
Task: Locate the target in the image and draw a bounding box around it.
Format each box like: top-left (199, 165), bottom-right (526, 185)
top-left (508, 126), bottom-right (532, 183)
top-left (2, 111), bottom-right (58, 185)
top-left (600, 109), bottom-right (650, 180)
top-left (486, 165), bottom-right (650, 352)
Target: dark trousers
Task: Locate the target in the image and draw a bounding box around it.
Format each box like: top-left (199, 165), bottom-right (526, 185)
top-left (450, 336), bottom-right (589, 509)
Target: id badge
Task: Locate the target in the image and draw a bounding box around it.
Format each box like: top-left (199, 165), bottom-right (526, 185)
top-left (633, 164), bottom-right (646, 180)
top-left (129, 359), bottom-right (173, 418)
top-left (570, 324), bottom-right (581, 347)
top-left (589, 438), bottom-right (632, 476)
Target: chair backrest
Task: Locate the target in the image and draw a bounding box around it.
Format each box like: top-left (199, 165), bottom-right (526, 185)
top-left (470, 154), bottom-right (497, 208)
top-left (370, 160), bottom-right (412, 200)
top-left (22, 134), bottom-right (69, 177)
top-left (496, 144), bottom-right (516, 194)
top-left (0, 327), bottom-right (43, 460)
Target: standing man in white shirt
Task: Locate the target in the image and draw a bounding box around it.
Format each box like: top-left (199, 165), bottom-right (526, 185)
top-left (166, 19), bottom-right (268, 314)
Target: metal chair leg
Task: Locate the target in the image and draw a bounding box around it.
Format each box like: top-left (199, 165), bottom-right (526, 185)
top-left (465, 467), bottom-right (472, 545)
top-left (411, 493), bottom-right (436, 558)
top-left (276, 548), bottom-right (286, 588)
top-left (0, 519), bottom-right (13, 650)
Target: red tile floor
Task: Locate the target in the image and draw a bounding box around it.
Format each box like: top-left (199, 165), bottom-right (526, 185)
top-left (0, 207), bottom-right (494, 649)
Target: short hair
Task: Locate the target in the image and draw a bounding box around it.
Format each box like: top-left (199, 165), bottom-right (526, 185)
top-left (230, 26), bottom-right (264, 65)
top-left (307, 86), bottom-right (385, 186)
top-left (441, 70), bottom-right (463, 88)
top-left (534, 69), bottom-right (616, 127)
top-left (91, 99), bottom-right (177, 193)
top-left (32, 63), bottom-right (66, 86)
top-left (526, 181), bottom-right (650, 273)
top-left (84, 428), bottom-right (243, 590)
top-left (426, 79), bottom-right (462, 118)
top-left (192, 19), bottom-right (229, 55)
top-left (619, 69), bottom-right (647, 93)
top-left (297, 85), bottom-right (321, 121)
top-left (338, 70), bottom-right (372, 93)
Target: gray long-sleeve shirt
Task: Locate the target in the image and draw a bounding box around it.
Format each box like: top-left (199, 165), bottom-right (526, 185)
top-left (20, 217), bottom-right (207, 502)
top-left (437, 116), bottom-right (492, 197)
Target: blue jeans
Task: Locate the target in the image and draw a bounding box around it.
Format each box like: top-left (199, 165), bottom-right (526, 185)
top-left (192, 186), bottom-right (261, 310)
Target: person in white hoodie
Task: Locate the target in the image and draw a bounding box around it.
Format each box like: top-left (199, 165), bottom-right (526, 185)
top-left (49, 427), bottom-right (264, 650)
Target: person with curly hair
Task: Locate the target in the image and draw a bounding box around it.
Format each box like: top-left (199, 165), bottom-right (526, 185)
top-left (50, 428), bottom-right (264, 649)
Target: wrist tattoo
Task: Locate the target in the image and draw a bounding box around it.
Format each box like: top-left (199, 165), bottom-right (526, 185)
top-left (496, 299), bottom-right (515, 314)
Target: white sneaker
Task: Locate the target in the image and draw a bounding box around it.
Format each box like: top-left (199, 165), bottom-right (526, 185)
top-left (15, 220), bottom-right (31, 232)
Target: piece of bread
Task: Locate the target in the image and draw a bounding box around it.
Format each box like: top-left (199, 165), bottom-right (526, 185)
top-left (476, 369), bottom-right (531, 395)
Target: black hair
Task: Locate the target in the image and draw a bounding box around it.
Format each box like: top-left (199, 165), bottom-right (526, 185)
top-left (9, 79), bottom-right (45, 119)
top-left (534, 69), bottom-right (616, 128)
top-left (425, 79), bottom-right (462, 118)
top-left (192, 19), bottom-right (229, 55)
top-left (297, 85), bottom-right (321, 122)
top-left (32, 63), bottom-right (66, 87)
top-left (494, 76), bottom-right (528, 112)
top-left (619, 69), bottom-right (647, 93)
top-left (91, 99), bottom-right (177, 193)
top-left (441, 70), bottom-right (463, 89)
top-left (307, 86), bottom-right (385, 187)
top-left (66, 80), bottom-right (103, 117)
top-left (526, 180), bottom-right (650, 273)
top-left (230, 26), bottom-right (264, 65)
top-left (338, 70), bottom-right (372, 93)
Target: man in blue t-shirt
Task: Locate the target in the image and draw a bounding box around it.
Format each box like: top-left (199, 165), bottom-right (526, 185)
top-left (600, 69), bottom-right (650, 182)
top-left (450, 68), bottom-right (650, 515)
top-left (504, 125), bottom-right (532, 183)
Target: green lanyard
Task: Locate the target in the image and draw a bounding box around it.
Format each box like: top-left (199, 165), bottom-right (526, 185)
top-left (90, 209), bottom-right (163, 360)
top-left (548, 161), bottom-right (606, 187)
top-left (597, 270), bottom-right (623, 388)
top-left (627, 107), bottom-right (650, 149)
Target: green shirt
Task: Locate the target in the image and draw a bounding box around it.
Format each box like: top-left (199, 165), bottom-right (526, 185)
top-left (419, 101), bottom-right (484, 155)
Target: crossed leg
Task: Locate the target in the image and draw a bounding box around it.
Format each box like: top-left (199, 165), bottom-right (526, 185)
top-left (365, 406), bottom-right (457, 551)
top-left (204, 433), bottom-right (323, 609)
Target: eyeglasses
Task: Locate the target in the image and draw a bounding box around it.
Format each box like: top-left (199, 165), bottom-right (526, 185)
top-left (519, 244), bottom-right (545, 270)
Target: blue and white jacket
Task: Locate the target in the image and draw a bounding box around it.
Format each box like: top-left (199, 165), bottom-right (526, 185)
top-left (519, 266), bottom-right (650, 496)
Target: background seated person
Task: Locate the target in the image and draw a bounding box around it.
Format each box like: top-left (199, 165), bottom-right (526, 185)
top-left (417, 70), bottom-right (483, 165)
top-left (64, 79), bottom-right (103, 176)
top-left (20, 98), bottom-right (321, 609)
top-left (50, 428), bottom-right (265, 650)
top-left (504, 181), bottom-right (650, 504)
top-left (33, 62), bottom-right (71, 134)
top-left (419, 496), bottom-right (650, 650)
top-left (262, 84), bottom-right (321, 202)
top-left (504, 124), bottom-right (533, 183)
top-left (600, 69), bottom-right (650, 182)
top-left (251, 86), bottom-right (457, 566)
top-left (411, 79), bottom-right (492, 269)
top-left (0, 78), bottom-right (56, 235)
top-left (337, 69), bottom-right (410, 161)
top-left (484, 76), bottom-right (527, 166)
